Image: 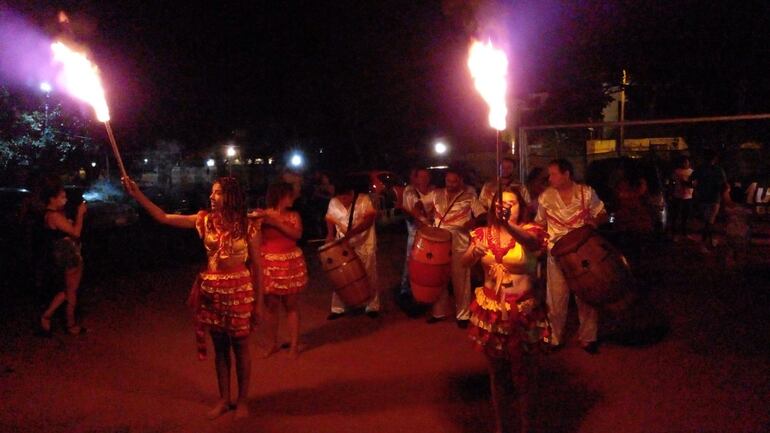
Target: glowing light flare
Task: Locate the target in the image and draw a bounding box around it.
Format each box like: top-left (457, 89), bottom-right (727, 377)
top-left (50, 41), bottom-right (110, 122)
top-left (467, 39), bottom-right (508, 131)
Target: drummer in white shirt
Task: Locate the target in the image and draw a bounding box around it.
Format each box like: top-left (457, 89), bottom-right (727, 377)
top-left (400, 168), bottom-right (436, 303)
top-left (428, 167), bottom-right (485, 327)
top-left (325, 178), bottom-right (380, 319)
top-left (535, 159), bottom-right (607, 354)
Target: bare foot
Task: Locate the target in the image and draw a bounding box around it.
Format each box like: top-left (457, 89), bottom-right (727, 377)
top-left (40, 316), bottom-right (51, 333)
top-left (206, 400), bottom-right (231, 420)
top-left (234, 402), bottom-right (250, 419)
top-left (259, 344), bottom-right (280, 359)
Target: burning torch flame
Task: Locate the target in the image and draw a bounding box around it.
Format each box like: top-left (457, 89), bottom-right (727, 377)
top-left (51, 41), bottom-right (110, 122)
top-left (467, 39), bottom-right (508, 131)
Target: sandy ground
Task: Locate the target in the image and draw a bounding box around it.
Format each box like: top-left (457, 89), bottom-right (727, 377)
top-left (1, 226), bottom-right (769, 433)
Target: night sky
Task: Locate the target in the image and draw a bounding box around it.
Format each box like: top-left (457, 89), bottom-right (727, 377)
top-left (3, 1), bottom-right (770, 168)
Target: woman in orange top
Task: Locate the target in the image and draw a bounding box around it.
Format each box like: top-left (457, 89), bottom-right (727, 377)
top-left (254, 182), bottom-right (308, 358)
top-left (462, 189), bottom-right (549, 433)
top-left (123, 176), bottom-right (261, 420)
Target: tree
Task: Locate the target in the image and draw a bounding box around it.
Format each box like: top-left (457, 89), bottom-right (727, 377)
top-left (0, 86), bottom-right (94, 183)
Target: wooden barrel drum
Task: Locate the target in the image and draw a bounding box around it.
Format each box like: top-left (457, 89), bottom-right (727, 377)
top-left (550, 226), bottom-right (637, 315)
top-left (408, 227), bottom-right (452, 304)
top-left (318, 238), bottom-right (371, 307)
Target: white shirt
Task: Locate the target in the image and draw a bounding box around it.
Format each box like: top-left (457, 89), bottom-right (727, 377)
top-left (326, 194), bottom-right (377, 251)
top-left (479, 179), bottom-right (532, 212)
top-left (402, 185), bottom-right (435, 217)
top-left (432, 188), bottom-right (484, 230)
top-left (535, 184), bottom-right (605, 250)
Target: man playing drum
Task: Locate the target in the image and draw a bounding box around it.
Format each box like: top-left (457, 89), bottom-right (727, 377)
top-left (428, 167), bottom-right (485, 327)
top-left (400, 167), bottom-right (435, 304)
top-left (535, 159), bottom-right (607, 354)
top-left (325, 178), bottom-right (380, 319)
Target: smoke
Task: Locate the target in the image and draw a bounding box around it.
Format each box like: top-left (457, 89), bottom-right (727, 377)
top-left (0, 7), bottom-right (57, 90)
top-left (83, 179), bottom-right (125, 202)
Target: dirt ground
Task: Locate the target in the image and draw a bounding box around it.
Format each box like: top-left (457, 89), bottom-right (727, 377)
top-left (1, 226), bottom-right (769, 433)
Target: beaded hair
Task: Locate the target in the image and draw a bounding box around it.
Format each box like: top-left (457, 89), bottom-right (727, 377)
top-left (213, 176), bottom-right (248, 239)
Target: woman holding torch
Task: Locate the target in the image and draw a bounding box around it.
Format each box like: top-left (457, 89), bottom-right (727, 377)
top-left (462, 189), bottom-right (549, 433)
top-left (122, 176), bottom-right (262, 420)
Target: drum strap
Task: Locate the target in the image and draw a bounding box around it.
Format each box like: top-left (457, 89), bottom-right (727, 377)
top-left (545, 185), bottom-right (589, 229)
top-left (347, 193), bottom-right (359, 234)
top-left (436, 190), bottom-right (463, 228)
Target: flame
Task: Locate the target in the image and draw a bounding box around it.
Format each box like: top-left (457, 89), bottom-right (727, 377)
top-left (51, 41), bottom-right (110, 122)
top-left (467, 39), bottom-right (508, 131)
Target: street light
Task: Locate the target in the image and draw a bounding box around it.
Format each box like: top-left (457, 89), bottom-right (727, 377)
top-left (225, 145), bottom-right (237, 175)
top-left (434, 141), bottom-right (448, 155)
top-left (290, 152), bottom-right (303, 168)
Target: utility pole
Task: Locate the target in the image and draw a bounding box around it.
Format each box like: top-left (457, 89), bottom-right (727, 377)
top-left (619, 69), bottom-right (628, 156)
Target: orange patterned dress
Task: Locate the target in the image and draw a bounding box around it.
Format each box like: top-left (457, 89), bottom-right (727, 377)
top-left (468, 224), bottom-right (551, 360)
top-left (191, 211), bottom-right (259, 359)
top-left (260, 211), bottom-right (308, 295)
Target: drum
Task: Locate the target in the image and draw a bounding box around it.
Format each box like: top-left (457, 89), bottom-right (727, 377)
top-left (318, 238), bottom-right (371, 307)
top-left (408, 227), bottom-right (452, 303)
top-left (550, 225), bottom-right (637, 315)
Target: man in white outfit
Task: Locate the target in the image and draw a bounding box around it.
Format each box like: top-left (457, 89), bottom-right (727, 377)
top-left (325, 180), bottom-right (380, 319)
top-left (429, 167), bottom-right (484, 328)
top-left (535, 159), bottom-right (607, 354)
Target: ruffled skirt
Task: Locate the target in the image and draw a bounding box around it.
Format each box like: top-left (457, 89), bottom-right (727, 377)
top-left (468, 286), bottom-right (551, 359)
top-left (261, 248), bottom-right (308, 295)
top-left (196, 267), bottom-right (255, 337)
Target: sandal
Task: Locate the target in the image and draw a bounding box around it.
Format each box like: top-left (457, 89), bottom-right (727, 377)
top-left (67, 325), bottom-right (86, 336)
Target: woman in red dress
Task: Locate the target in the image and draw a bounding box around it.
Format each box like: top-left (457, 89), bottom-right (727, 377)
top-left (256, 182), bottom-right (308, 358)
top-left (462, 189), bottom-right (549, 433)
top-left (123, 176), bottom-right (261, 420)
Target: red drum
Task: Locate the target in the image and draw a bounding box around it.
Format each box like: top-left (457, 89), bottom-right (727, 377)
top-left (318, 238), bottom-right (371, 307)
top-left (408, 227), bottom-right (452, 303)
top-left (550, 226), bottom-right (637, 315)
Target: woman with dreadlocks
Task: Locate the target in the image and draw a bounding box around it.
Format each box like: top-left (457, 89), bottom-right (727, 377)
top-left (122, 176), bottom-right (262, 420)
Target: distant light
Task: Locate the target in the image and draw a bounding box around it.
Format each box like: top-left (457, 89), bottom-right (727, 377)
top-left (290, 153), bottom-right (303, 167)
top-left (90, 161), bottom-right (96, 168)
top-left (434, 141), bottom-right (448, 155)
top-left (143, 158), bottom-right (148, 164)
top-left (255, 158), bottom-right (264, 165)
top-left (206, 159), bottom-right (215, 167)
top-left (226, 146), bottom-right (236, 157)
top-left (319, 147), bottom-right (324, 154)
top-left (268, 157), bottom-right (274, 165)
top-left (39, 82), bottom-right (52, 93)
top-left (428, 165), bottom-right (449, 170)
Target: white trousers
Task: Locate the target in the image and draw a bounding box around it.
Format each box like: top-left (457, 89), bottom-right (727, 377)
top-left (546, 254), bottom-right (598, 345)
top-left (431, 229), bottom-right (471, 320)
top-left (330, 246), bottom-right (380, 313)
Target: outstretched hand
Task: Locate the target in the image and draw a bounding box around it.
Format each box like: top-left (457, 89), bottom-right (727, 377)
top-left (121, 177), bottom-right (140, 198)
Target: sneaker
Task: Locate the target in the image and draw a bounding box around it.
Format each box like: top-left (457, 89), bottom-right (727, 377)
top-left (426, 316), bottom-right (445, 324)
top-left (326, 312), bottom-right (344, 321)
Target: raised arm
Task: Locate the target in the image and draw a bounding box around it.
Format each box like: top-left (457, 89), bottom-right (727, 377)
top-left (48, 202), bottom-right (87, 238)
top-left (122, 177), bottom-right (196, 229)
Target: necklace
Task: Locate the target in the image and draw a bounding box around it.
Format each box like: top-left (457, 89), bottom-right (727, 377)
top-left (485, 226), bottom-right (517, 263)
